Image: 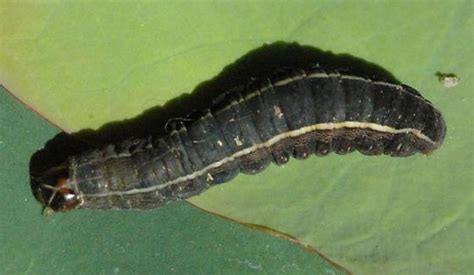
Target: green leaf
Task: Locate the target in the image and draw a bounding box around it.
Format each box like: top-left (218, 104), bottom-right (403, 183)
top-left (1, 1), bottom-right (472, 274)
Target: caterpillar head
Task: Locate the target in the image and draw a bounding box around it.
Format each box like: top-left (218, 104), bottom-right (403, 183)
top-left (32, 166), bottom-right (81, 213)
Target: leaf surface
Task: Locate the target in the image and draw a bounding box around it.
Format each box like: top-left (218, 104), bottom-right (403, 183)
top-left (1, 1), bottom-right (472, 274)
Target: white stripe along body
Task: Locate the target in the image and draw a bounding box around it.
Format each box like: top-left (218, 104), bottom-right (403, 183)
top-left (35, 69), bottom-right (446, 211)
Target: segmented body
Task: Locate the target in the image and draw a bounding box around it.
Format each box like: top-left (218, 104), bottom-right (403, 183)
top-left (65, 69), bottom-right (445, 210)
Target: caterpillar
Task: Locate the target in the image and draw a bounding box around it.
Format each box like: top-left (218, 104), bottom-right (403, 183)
top-left (33, 68), bottom-right (446, 212)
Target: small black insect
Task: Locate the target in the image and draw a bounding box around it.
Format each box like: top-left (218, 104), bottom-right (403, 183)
top-left (33, 67), bottom-right (446, 212)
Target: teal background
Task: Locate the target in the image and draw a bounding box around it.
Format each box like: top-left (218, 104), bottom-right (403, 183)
top-left (0, 87), bottom-right (340, 274)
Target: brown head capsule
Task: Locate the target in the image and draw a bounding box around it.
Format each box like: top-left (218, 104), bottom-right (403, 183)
top-left (32, 166), bottom-right (81, 213)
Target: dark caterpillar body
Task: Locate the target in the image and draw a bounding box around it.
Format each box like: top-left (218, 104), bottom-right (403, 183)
top-left (34, 68), bottom-right (446, 212)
